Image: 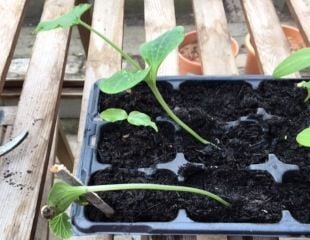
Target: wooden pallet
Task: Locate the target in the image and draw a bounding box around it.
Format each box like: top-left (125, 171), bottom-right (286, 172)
top-left (0, 0), bottom-right (309, 239)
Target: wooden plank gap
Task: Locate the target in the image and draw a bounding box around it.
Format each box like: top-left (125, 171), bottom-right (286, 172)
top-left (193, 0), bottom-right (238, 75)
top-left (241, 0), bottom-right (300, 76)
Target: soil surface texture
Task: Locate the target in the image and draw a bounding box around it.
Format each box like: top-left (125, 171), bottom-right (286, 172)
top-left (87, 80), bottom-right (309, 223)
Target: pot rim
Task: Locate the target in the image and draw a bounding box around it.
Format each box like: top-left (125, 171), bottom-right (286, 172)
top-left (245, 24), bottom-right (302, 55)
top-left (178, 31), bottom-right (239, 67)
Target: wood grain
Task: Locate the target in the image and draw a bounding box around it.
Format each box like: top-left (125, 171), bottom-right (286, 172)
top-left (0, 0), bottom-right (29, 92)
top-left (193, 0), bottom-right (238, 75)
top-left (0, 0), bottom-right (73, 238)
top-left (144, 0), bottom-right (178, 75)
top-left (56, 122), bottom-right (74, 171)
top-left (76, 0), bottom-right (124, 157)
top-left (33, 119), bottom-right (57, 240)
top-left (241, 0), bottom-right (300, 76)
top-left (287, 0), bottom-right (310, 46)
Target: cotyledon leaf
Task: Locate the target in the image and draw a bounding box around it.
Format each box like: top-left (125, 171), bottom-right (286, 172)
top-left (100, 108), bottom-right (128, 122)
top-left (99, 68), bottom-right (150, 94)
top-left (128, 111), bottom-right (158, 132)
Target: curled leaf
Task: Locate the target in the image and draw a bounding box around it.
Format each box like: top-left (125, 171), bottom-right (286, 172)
top-left (35, 4), bottom-right (91, 33)
top-left (100, 108), bottom-right (128, 122)
top-left (48, 182), bottom-right (87, 215)
top-left (127, 111), bottom-right (158, 132)
top-left (99, 68), bottom-right (150, 94)
top-left (296, 127), bottom-right (310, 147)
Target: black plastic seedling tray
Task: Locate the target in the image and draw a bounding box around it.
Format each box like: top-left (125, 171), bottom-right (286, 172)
top-left (72, 76), bottom-right (310, 236)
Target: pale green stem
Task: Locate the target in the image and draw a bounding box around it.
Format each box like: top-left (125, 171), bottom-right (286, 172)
top-left (85, 183), bottom-right (230, 206)
top-left (79, 20), bottom-right (141, 71)
top-left (78, 19), bottom-right (218, 147)
top-left (147, 82), bottom-right (219, 148)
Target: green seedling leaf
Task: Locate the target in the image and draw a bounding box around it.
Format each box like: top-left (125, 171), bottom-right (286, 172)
top-left (46, 181), bottom-right (229, 239)
top-left (273, 48), bottom-right (310, 78)
top-left (128, 111), bottom-right (158, 132)
top-left (100, 108), bottom-right (128, 122)
top-left (100, 108), bottom-right (157, 131)
top-left (99, 68), bottom-right (150, 94)
top-left (297, 81), bottom-right (310, 102)
top-left (48, 182), bottom-right (87, 215)
top-left (140, 26), bottom-right (184, 79)
top-left (49, 213), bottom-right (72, 240)
top-left (296, 127), bottom-right (310, 147)
top-left (35, 4), bottom-right (91, 33)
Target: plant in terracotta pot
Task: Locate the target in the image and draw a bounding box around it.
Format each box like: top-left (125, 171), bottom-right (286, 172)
top-left (178, 31), bottom-right (239, 75)
top-left (245, 24), bottom-right (306, 74)
top-left (36, 3), bottom-right (310, 239)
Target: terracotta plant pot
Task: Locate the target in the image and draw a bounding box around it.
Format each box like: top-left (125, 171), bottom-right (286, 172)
top-left (244, 24), bottom-right (306, 74)
top-left (178, 31), bottom-right (239, 75)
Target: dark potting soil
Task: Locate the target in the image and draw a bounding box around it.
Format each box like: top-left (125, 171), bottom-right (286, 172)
top-left (89, 80), bottom-right (309, 223)
top-left (85, 168), bottom-right (180, 222)
top-left (97, 121), bottom-right (176, 167)
top-left (98, 82), bottom-right (175, 118)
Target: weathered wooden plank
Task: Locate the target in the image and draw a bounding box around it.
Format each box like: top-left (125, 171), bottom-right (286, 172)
top-left (0, 0), bottom-right (74, 238)
top-left (76, 0), bottom-right (124, 151)
top-left (56, 122), bottom-right (74, 171)
top-left (144, 0), bottom-right (177, 75)
top-left (150, 236), bottom-right (196, 240)
top-left (0, 0), bottom-right (29, 92)
top-left (241, 0), bottom-right (300, 76)
top-left (33, 119), bottom-right (57, 240)
top-left (287, 0), bottom-right (310, 46)
top-left (71, 236), bottom-right (113, 240)
top-left (197, 236), bottom-right (229, 240)
top-left (193, 0), bottom-right (238, 75)
top-left (279, 238), bottom-right (310, 240)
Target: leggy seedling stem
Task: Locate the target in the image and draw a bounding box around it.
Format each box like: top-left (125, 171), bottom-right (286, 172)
top-left (79, 20), bottom-right (141, 71)
top-left (78, 19), bottom-right (217, 147)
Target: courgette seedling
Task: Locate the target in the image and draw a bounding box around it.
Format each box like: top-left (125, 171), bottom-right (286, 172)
top-left (273, 47), bottom-right (310, 147)
top-left (35, 3), bottom-right (217, 148)
top-left (44, 181), bottom-right (229, 239)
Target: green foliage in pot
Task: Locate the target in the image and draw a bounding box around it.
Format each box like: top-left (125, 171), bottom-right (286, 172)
top-left (36, 3), bottom-right (217, 147)
top-left (273, 48), bottom-right (310, 147)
